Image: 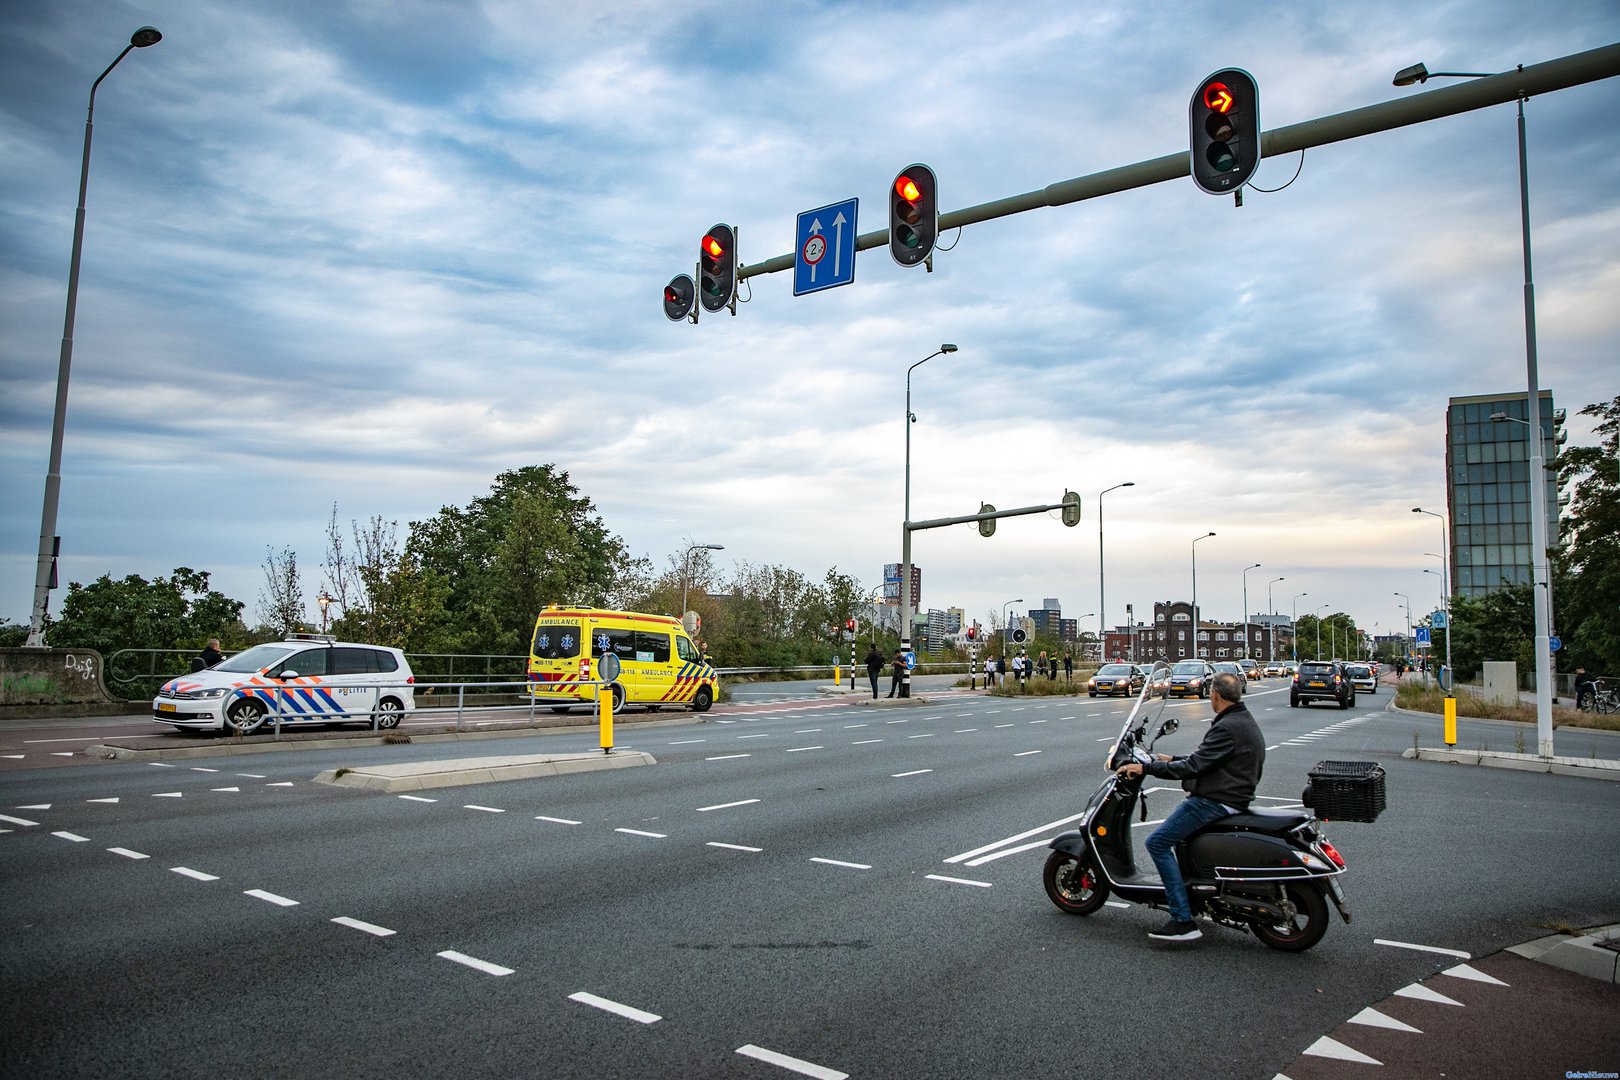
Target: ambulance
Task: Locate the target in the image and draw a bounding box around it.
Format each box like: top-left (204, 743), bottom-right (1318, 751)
top-left (529, 606), bottom-right (718, 713)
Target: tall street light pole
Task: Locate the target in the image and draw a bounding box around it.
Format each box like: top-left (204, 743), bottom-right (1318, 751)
top-left (1395, 592), bottom-right (1412, 668)
top-left (26, 26), bottom-right (164, 648)
top-left (1267, 577), bottom-right (1285, 661)
top-left (1240, 562), bottom-right (1261, 662)
top-left (1397, 61), bottom-right (1554, 757)
top-left (900, 344), bottom-right (957, 698)
top-left (1190, 532), bottom-right (1215, 661)
top-left (681, 543), bottom-right (725, 620)
top-left (1316, 604), bottom-right (1330, 661)
top-left (1291, 592), bottom-right (1308, 661)
top-left (1097, 481), bottom-right (1135, 659)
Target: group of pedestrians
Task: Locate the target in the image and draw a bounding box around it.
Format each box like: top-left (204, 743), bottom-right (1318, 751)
top-left (980, 649), bottom-right (1073, 688)
top-left (864, 645), bottom-right (911, 699)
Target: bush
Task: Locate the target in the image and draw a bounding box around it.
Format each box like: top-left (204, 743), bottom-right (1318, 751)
top-left (1393, 681), bottom-right (1618, 731)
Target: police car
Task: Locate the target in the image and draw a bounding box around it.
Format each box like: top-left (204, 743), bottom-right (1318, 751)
top-left (152, 634), bottom-right (415, 735)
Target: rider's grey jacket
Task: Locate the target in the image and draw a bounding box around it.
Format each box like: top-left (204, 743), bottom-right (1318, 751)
top-left (1144, 701), bottom-right (1265, 810)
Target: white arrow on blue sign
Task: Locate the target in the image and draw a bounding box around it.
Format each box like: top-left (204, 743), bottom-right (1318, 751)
top-left (794, 197), bottom-right (858, 296)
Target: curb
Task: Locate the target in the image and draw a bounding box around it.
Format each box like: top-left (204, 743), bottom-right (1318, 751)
top-left (1508, 923), bottom-right (1620, 984)
top-left (1400, 746), bottom-right (1620, 781)
top-left (314, 750), bottom-right (657, 792)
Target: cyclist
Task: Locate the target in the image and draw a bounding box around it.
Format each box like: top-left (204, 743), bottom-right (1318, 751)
top-left (1574, 668), bottom-right (1596, 711)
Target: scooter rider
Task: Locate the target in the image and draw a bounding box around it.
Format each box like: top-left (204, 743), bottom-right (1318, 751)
top-left (1115, 670), bottom-right (1265, 942)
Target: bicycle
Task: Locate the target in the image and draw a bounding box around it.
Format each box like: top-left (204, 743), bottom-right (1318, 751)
top-left (1578, 678), bottom-right (1618, 714)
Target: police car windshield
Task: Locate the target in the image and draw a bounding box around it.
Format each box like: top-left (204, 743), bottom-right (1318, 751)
top-left (214, 644), bottom-right (298, 674)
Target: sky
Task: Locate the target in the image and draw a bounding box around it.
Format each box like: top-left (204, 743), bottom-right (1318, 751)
top-left (3, 0), bottom-right (1618, 648)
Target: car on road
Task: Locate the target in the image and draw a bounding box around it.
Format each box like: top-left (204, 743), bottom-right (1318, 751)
top-left (153, 634), bottom-right (416, 735)
top-left (1346, 663), bottom-right (1377, 695)
top-left (1166, 659), bottom-right (1216, 698)
top-left (1087, 663), bottom-right (1144, 697)
top-left (1265, 660), bottom-right (1287, 677)
top-left (1291, 659), bottom-right (1355, 709)
top-left (1238, 658), bottom-right (1261, 682)
top-left (1213, 660), bottom-right (1247, 686)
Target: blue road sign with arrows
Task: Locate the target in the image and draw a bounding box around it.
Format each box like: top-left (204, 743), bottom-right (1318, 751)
top-left (794, 197), bottom-right (858, 296)
top-left (1414, 627), bottom-right (1431, 648)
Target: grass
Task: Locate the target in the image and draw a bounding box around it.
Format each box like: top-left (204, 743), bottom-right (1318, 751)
top-left (1393, 681), bottom-right (1620, 732)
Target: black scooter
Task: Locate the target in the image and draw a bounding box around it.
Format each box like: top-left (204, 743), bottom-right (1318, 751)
top-left (1043, 664), bottom-right (1351, 952)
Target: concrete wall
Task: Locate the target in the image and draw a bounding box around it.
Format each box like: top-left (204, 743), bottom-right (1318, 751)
top-left (0, 648), bottom-right (124, 716)
top-left (1482, 660), bottom-right (1519, 705)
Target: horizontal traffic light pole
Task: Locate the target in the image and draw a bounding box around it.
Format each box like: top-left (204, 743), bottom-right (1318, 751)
top-left (737, 41), bottom-right (1620, 281)
top-left (908, 498), bottom-right (1072, 532)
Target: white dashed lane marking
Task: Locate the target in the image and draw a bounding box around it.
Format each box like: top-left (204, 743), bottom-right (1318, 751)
top-left (568, 991), bottom-right (662, 1024)
top-left (438, 950), bottom-right (513, 977)
top-left (245, 889), bottom-right (299, 907)
top-left (332, 916), bottom-right (395, 937)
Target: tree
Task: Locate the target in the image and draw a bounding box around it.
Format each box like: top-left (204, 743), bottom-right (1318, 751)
top-left (258, 546), bottom-right (304, 637)
top-left (1553, 394), bottom-right (1620, 674)
top-left (49, 568), bottom-right (245, 657)
top-left (1447, 585), bottom-right (1535, 681)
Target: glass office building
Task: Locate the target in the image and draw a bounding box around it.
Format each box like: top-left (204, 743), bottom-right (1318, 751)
top-left (1445, 391), bottom-right (1561, 597)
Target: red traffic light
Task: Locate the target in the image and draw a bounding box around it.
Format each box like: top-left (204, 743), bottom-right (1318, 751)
top-left (1202, 81), bottom-right (1234, 113)
top-left (699, 223), bottom-right (737, 313)
top-left (966, 627), bottom-right (977, 641)
top-left (702, 233), bottom-right (725, 259)
top-left (894, 174), bottom-right (922, 203)
top-left (845, 619), bottom-right (856, 632)
top-left (889, 163), bottom-right (938, 268)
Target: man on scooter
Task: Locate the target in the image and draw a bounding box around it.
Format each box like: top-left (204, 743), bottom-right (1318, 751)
top-left (1115, 671), bottom-right (1265, 942)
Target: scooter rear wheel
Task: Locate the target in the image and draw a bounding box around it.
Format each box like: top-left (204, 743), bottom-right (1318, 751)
top-left (1043, 850), bottom-right (1110, 916)
top-left (1249, 882), bottom-right (1330, 952)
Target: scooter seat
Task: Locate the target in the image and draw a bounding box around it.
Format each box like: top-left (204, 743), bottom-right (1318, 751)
top-left (1218, 807), bottom-right (1312, 831)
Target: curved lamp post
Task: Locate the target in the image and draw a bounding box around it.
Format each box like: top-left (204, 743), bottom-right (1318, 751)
top-left (899, 344), bottom-right (957, 697)
top-left (1266, 576), bottom-right (1285, 661)
top-left (1413, 507), bottom-right (1454, 696)
top-left (1001, 598), bottom-right (1023, 662)
top-left (26, 26), bottom-right (163, 648)
top-left (1190, 532), bottom-right (1216, 660)
top-left (1097, 481), bottom-right (1134, 656)
top-left (681, 543), bottom-right (725, 618)
top-left (1291, 592), bottom-right (1307, 661)
top-left (1239, 562), bottom-right (1261, 661)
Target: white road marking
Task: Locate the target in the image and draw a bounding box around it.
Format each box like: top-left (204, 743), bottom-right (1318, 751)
top-left (615, 828), bottom-right (667, 838)
top-left (1393, 983), bottom-right (1464, 1006)
top-left (906, 733), bottom-right (936, 740)
top-left (707, 842), bottom-right (763, 852)
top-left (785, 746), bottom-right (823, 753)
top-left (1442, 963), bottom-right (1508, 985)
top-left (926, 874), bottom-right (992, 888)
top-left (1029, 719), bottom-right (1048, 724)
top-left (852, 739), bottom-right (883, 745)
top-left (438, 950), bottom-right (513, 976)
top-left (170, 867), bottom-right (218, 881)
top-left (52, 831), bottom-right (90, 842)
top-left (332, 916), bottom-right (395, 936)
top-left (1375, 938), bottom-right (1471, 959)
top-left (108, 847), bottom-right (148, 860)
top-left (50, 752), bottom-right (75, 757)
top-left (149, 762), bottom-right (175, 767)
top-left (696, 799), bottom-right (760, 813)
top-left (152, 792), bottom-right (183, 798)
top-left (945, 813), bottom-right (1088, 864)
top-left (211, 787), bottom-right (240, 793)
top-left (1302, 1036), bottom-right (1382, 1065)
top-left (1059, 716), bottom-right (1077, 721)
top-left (237, 773), bottom-right (266, 778)
top-left (965, 838), bottom-right (1050, 866)
top-left (0, 814), bottom-right (39, 827)
top-left (464, 805), bottom-right (505, 813)
top-left (1, 754), bottom-right (22, 759)
top-left (706, 754), bottom-right (750, 761)
top-left (1105, 900), bottom-right (1130, 908)
top-left (810, 858), bottom-right (871, 870)
top-left (736, 1045), bottom-right (847, 1080)
top-left (266, 782), bottom-right (294, 787)
top-left (245, 889), bottom-right (299, 907)
top-left (737, 734), bottom-right (771, 740)
top-left (891, 769), bottom-right (933, 778)
top-left (536, 815), bottom-right (582, 825)
top-left (884, 719), bottom-right (909, 725)
top-left (569, 991), bottom-right (661, 1024)
top-left (842, 723), bottom-right (868, 729)
top-left (1014, 750), bottom-right (1042, 757)
top-left (18, 804), bottom-right (51, 810)
top-left (994, 723), bottom-right (1015, 729)
top-left (954, 728), bottom-right (978, 733)
top-left (1348, 1007), bottom-right (1422, 1033)
top-left (794, 728), bottom-right (822, 734)
top-left (398, 795), bottom-right (437, 803)
top-left (668, 739), bottom-right (706, 745)
top-left (191, 767), bottom-right (219, 773)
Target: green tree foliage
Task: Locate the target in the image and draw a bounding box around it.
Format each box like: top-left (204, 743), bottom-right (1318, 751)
top-left (1553, 395), bottom-right (1620, 675)
top-left (1292, 612), bottom-right (1362, 661)
top-left (1447, 585), bottom-right (1535, 681)
top-left (49, 568), bottom-right (245, 657)
top-left (405, 465), bottom-right (637, 655)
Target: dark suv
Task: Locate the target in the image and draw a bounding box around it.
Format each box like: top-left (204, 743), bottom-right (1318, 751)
top-left (1291, 660), bottom-right (1354, 709)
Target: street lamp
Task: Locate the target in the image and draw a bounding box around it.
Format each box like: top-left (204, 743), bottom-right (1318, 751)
top-left (25, 26), bottom-right (164, 648)
top-left (1494, 411), bottom-right (1563, 705)
top-left (1395, 592), bottom-right (1412, 666)
top-left (1316, 604), bottom-right (1330, 661)
top-left (1097, 481), bottom-right (1135, 657)
top-left (1240, 563), bottom-right (1261, 662)
top-left (681, 543), bottom-right (725, 619)
top-left (316, 591), bottom-right (335, 634)
top-left (1397, 61), bottom-right (1553, 756)
top-left (1073, 613), bottom-right (1096, 663)
top-left (1001, 598), bottom-right (1023, 662)
top-left (1291, 592), bottom-right (1308, 661)
top-left (1267, 577), bottom-right (1285, 661)
top-left (899, 344), bottom-right (958, 697)
top-left (1413, 507), bottom-right (1455, 697)
top-left (1190, 532), bottom-right (1216, 661)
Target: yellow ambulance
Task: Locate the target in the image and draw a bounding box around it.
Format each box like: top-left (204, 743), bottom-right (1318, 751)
top-left (528, 606), bottom-right (718, 713)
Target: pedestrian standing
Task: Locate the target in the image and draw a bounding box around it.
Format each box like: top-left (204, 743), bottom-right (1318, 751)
top-left (865, 645), bottom-right (884, 700)
top-left (887, 650), bottom-right (906, 698)
top-left (1049, 655), bottom-right (1059, 680)
top-left (984, 656), bottom-right (996, 687)
top-left (1038, 650), bottom-right (1049, 679)
top-left (199, 638), bottom-right (225, 667)
top-left (1064, 653), bottom-right (1073, 682)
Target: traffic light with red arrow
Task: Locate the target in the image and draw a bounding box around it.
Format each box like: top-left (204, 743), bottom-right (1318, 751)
top-left (1190, 68), bottom-right (1260, 195)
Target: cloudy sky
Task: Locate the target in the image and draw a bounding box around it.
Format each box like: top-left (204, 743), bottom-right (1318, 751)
top-left (3, 1), bottom-right (1617, 646)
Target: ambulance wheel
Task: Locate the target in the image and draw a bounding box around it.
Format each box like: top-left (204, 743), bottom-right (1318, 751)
top-left (373, 698), bottom-right (404, 729)
top-left (225, 699), bottom-right (268, 735)
top-left (692, 686), bottom-right (714, 713)
top-left (611, 683), bottom-right (626, 713)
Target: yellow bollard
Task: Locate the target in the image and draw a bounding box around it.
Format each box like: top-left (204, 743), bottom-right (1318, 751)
top-left (834, 662), bottom-right (841, 687)
top-left (1443, 695), bottom-right (1456, 747)
top-left (598, 682), bottom-right (614, 754)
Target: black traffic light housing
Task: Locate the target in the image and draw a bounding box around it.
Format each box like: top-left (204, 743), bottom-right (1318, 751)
top-left (1189, 68), bottom-right (1260, 196)
top-left (889, 164), bottom-right (938, 268)
top-left (966, 626), bottom-right (977, 642)
top-left (699, 224), bottom-right (738, 314)
top-left (663, 274), bottom-right (696, 322)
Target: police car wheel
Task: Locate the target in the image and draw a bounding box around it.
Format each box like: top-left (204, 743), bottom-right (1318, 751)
top-left (692, 686), bottom-right (714, 713)
top-left (374, 698), bottom-right (404, 729)
top-left (225, 700), bottom-right (267, 735)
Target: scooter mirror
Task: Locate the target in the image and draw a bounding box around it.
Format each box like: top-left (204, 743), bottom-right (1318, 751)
top-left (1157, 717), bottom-right (1179, 739)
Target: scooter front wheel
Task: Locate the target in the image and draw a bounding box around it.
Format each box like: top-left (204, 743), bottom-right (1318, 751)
top-left (1043, 850), bottom-right (1110, 916)
top-left (1250, 882), bottom-right (1330, 952)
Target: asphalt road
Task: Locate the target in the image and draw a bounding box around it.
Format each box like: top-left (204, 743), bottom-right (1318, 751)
top-left (3, 677), bottom-right (1617, 1078)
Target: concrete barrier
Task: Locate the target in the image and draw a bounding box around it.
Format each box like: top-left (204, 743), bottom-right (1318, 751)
top-left (0, 648), bottom-right (127, 717)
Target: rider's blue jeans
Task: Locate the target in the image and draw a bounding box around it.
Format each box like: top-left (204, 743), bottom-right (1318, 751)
top-left (1145, 795), bottom-right (1235, 923)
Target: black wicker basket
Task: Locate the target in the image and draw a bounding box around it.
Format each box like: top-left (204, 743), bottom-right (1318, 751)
top-left (1305, 760), bottom-right (1386, 823)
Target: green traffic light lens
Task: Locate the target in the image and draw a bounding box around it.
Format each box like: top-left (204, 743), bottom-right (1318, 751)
top-left (1207, 143), bottom-right (1236, 172)
top-left (896, 225), bottom-right (921, 250)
